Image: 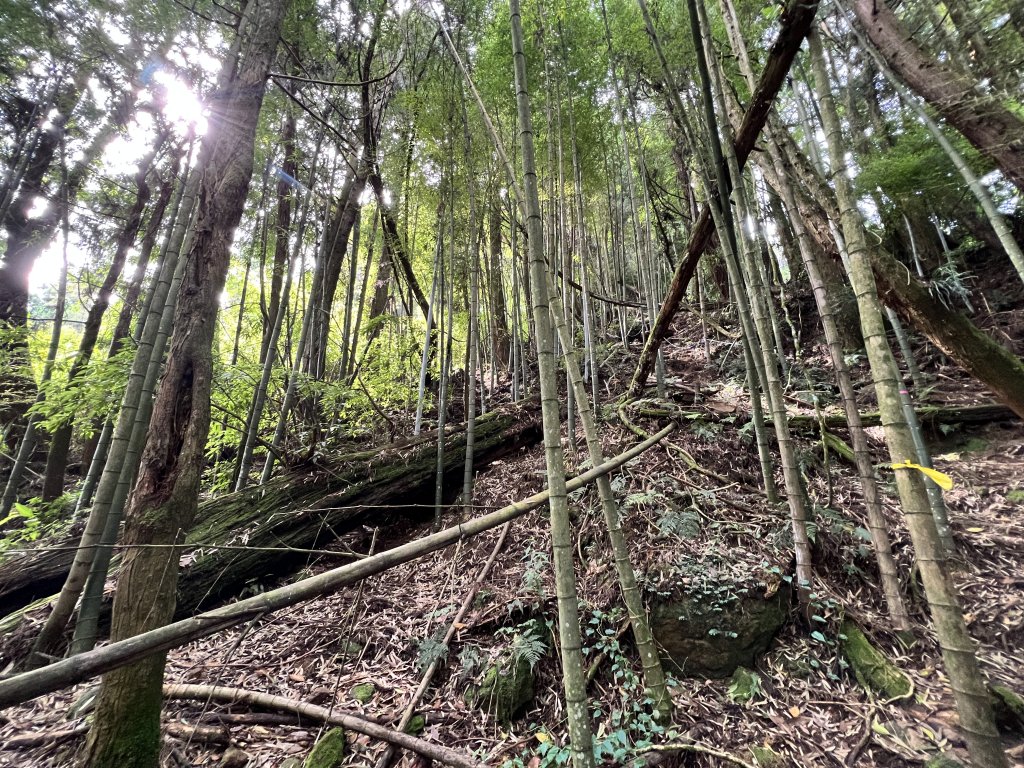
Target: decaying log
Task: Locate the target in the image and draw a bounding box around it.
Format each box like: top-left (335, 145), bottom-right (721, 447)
top-left (782, 403), bottom-right (1018, 431)
top-left (0, 402), bottom-right (542, 620)
top-left (0, 423), bottom-right (676, 709)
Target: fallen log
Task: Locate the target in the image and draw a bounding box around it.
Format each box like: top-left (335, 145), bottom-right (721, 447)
top-left (0, 423), bottom-right (676, 709)
top-left (782, 403), bottom-right (1018, 431)
top-left (0, 402), bottom-right (542, 621)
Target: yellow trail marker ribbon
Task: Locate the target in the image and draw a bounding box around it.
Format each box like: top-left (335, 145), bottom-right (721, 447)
top-left (890, 460), bottom-right (953, 490)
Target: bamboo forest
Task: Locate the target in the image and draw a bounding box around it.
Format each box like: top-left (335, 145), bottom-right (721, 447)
top-left (1, 0), bottom-right (1024, 765)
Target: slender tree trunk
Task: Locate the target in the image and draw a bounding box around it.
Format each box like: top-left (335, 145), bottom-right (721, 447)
top-left (261, 108), bottom-right (297, 363)
top-left (509, 2), bottom-right (594, 763)
top-left (809, 29), bottom-right (1007, 768)
top-left (487, 195), bottom-right (510, 365)
top-left (40, 137), bottom-right (165, 501)
top-left (30, 137), bottom-right (201, 662)
top-left (235, 156), bottom-right (319, 490)
top-left (261, 192), bottom-right (333, 484)
top-left (74, 148), bottom-right (191, 515)
top-left (448, 28), bottom-right (671, 717)
top-left (461, 94), bottom-right (480, 518)
top-left (718, 0), bottom-right (908, 628)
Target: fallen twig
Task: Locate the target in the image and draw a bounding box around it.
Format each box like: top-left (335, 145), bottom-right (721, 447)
top-left (163, 683), bottom-right (483, 768)
top-left (1, 722), bottom-right (90, 749)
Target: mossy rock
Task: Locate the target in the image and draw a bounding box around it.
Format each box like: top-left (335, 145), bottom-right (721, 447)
top-left (840, 620), bottom-right (911, 700)
top-left (404, 713), bottom-right (426, 735)
top-left (466, 654), bottom-right (534, 722)
top-left (991, 685), bottom-right (1024, 734)
top-left (303, 728), bottom-right (345, 768)
top-left (350, 683), bottom-right (375, 704)
top-left (750, 745), bottom-right (784, 767)
top-left (649, 582), bottom-right (790, 678)
top-left (728, 667), bottom-right (762, 704)
top-left (924, 755), bottom-right (964, 768)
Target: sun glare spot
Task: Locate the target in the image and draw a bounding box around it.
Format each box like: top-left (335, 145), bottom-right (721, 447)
top-left (26, 197), bottom-right (49, 220)
top-left (152, 67), bottom-right (208, 135)
top-left (103, 19), bottom-right (132, 47)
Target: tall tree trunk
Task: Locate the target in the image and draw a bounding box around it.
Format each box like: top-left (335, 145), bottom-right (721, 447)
top-left (261, 107), bottom-right (297, 364)
top-left (82, 3), bottom-right (291, 765)
top-left (235, 157), bottom-right (318, 491)
top-left (809, 28), bottom-right (1008, 768)
top-left (509, 1), bottom-right (594, 764)
top-left (488, 194), bottom-right (511, 365)
top-left (850, 0), bottom-right (1024, 195)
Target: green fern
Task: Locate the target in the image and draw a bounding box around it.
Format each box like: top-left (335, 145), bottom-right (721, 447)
top-left (656, 507), bottom-right (700, 539)
top-left (415, 629), bottom-right (449, 672)
top-left (497, 623), bottom-right (548, 670)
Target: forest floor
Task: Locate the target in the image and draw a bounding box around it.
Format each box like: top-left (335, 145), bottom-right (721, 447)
top-left (1, 292), bottom-right (1024, 768)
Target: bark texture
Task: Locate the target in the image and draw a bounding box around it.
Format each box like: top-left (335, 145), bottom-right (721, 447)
top-left (851, 0), bottom-right (1024, 194)
top-left (83, 4), bottom-right (291, 765)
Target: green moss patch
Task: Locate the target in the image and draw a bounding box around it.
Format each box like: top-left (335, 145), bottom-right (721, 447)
top-left (991, 684), bottom-right (1024, 734)
top-left (404, 713), bottom-right (426, 734)
top-left (750, 745), bottom-right (784, 767)
top-left (467, 654), bottom-right (534, 722)
top-left (303, 728), bottom-right (345, 768)
top-left (350, 683), bottom-right (375, 704)
top-left (841, 620), bottom-right (912, 700)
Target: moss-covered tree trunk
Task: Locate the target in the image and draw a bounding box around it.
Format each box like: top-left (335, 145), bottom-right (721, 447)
top-left (869, 248), bottom-right (1024, 420)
